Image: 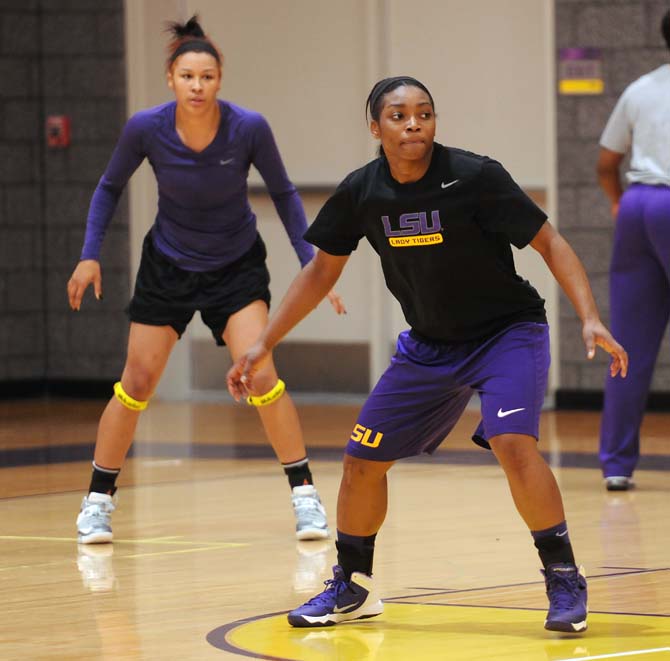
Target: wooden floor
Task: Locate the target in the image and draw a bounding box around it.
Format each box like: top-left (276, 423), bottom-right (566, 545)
top-left (0, 398), bottom-right (668, 660)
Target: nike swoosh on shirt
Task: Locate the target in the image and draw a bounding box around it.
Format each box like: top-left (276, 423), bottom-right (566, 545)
top-left (219, 158), bottom-right (234, 165)
top-left (441, 179), bottom-right (459, 189)
top-left (497, 407), bottom-right (526, 418)
top-left (556, 530), bottom-right (569, 537)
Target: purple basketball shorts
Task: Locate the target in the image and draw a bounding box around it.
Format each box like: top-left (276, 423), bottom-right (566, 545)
top-left (346, 322), bottom-right (550, 461)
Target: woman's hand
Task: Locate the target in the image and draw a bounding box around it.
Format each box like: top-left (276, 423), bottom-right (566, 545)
top-left (582, 318), bottom-right (628, 378)
top-left (67, 260), bottom-right (103, 311)
top-left (227, 341), bottom-right (272, 401)
top-left (326, 289), bottom-right (347, 315)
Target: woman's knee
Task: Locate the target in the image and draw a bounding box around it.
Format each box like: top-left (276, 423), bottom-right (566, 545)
top-left (121, 363), bottom-right (160, 400)
top-left (342, 454), bottom-right (392, 486)
top-left (489, 434), bottom-right (539, 472)
top-left (246, 364), bottom-right (280, 398)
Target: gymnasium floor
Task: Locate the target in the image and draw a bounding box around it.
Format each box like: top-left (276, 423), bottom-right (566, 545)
top-left (0, 398), bottom-right (668, 660)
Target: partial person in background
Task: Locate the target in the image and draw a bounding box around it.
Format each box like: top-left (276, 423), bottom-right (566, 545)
top-left (67, 16), bottom-right (344, 544)
top-left (596, 9), bottom-right (670, 492)
top-left (228, 76), bottom-right (628, 633)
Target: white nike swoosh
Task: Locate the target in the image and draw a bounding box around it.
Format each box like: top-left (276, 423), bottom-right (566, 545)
top-left (332, 602), bottom-right (362, 614)
top-left (220, 158), bottom-right (233, 165)
top-left (441, 179), bottom-right (459, 189)
top-left (497, 407), bottom-right (525, 418)
top-left (556, 530), bottom-right (568, 537)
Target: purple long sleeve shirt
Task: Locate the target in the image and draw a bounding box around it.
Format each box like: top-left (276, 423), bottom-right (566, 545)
top-left (81, 100), bottom-right (315, 271)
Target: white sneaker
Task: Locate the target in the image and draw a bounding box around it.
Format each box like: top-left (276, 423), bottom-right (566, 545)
top-left (77, 492), bottom-right (115, 544)
top-left (292, 485), bottom-right (330, 540)
top-left (605, 476), bottom-right (634, 492)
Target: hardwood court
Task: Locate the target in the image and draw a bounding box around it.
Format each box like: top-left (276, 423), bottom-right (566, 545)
top-left (0, 399), bottom-right (668, 659)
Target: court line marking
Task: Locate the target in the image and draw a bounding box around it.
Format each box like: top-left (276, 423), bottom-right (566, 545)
top-left (0, 545), bottom-right (245, 571)
top-left (397, 599), bottom-right (670, 619)
top-left (122, 547), bottom-right (236, 559)
top-left (2, 440), bottom-right (670, 474)
top-left (0, 559), bottom-right (75, 572)
top-left (391, 567), bottom-right (669, 603)
top-left (0, 535), bottom-right (247, 570)
top-left (557, 647), bottom-right (670, 661)
top-left (0, 535), bottom-right (246, 547)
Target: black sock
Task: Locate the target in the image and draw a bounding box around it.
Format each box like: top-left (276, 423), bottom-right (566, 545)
top-left (336, 531), bottom-right (377, 580)
top-left (88, 462), bottom-right (120, 496)
top-left (283, 457), bottom-right (313, 489)
top-left (531, 521), bottom-right (576, 568)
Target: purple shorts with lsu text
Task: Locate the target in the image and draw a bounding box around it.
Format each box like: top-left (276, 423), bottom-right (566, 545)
top-left (346, 322), bottom-right (550, 461)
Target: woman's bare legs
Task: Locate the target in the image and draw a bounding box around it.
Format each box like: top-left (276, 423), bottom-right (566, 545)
top-left (488, 433), bottom-right (566, 530)
top-left (223, 300), bottom-right (307, 464)
top-left (224, 300), bottom-right (329, 539)
top-left (77, 323), bottom-right (178, 544)
top-left (94, 323), bottom-right (178, 468)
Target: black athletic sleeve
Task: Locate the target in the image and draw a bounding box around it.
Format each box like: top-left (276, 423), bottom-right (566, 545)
top-left (475, 159), bottom-right (547, 248)
top-left (303, 174), bottom-right (364, 255)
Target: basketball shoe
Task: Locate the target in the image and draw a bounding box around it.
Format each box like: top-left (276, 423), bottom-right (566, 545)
top-left (542, 563), bottom-right (588, 632)
top-left (77, 492), bottom-right (115, 544)
top-left (288, 565), bottom-right (383, 627)
top-left (605, 476), bottom-right (634, 491)
top-left (292, 485), bottom-right (330, 540)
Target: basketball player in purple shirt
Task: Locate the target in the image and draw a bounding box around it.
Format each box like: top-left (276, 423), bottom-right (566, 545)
top-left (67, 16), bottom-right (343, 545)
top-left (228, 77), bottom-right (628, 633)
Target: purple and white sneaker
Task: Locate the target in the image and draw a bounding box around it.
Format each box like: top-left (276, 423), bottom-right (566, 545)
top-left (288, 565), bottom-right (383, 627)
top-left (542, 563), bottom-right (588, 632)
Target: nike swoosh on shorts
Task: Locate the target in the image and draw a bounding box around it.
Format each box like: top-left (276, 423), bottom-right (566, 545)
top-left (497, 407), bottom-right (526, 418)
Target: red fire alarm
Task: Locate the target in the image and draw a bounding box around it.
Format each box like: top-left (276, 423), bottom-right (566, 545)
top-left (46, 115), bottom-right (71, 148)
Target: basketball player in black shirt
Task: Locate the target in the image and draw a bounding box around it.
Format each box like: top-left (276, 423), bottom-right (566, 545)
top-left (227, 76), bottom-right (628, 633)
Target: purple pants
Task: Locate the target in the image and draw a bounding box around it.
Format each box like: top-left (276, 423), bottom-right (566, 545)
top-left (346, 322), bottom-right (550, 461)
top-left (600, 184), bottom-right (670, 478)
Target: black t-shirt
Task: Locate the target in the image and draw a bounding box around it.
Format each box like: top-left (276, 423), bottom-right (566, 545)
top-left (305, 143), bottom-right (548, 343)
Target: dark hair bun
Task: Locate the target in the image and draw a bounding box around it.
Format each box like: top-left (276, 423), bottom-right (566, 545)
top-left (166, 15), bottom-right (205, 39)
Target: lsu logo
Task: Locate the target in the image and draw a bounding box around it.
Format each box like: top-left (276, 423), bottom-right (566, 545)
top-left (350, 424), bottom-right (384, 448)
top-left (381, 210), bottom-right (443, 247)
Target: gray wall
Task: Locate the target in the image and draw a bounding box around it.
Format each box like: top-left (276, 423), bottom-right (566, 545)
top-left (556, 0), bottom-right (670, 393)
top-left (0, 0), bottom-right (129, 385)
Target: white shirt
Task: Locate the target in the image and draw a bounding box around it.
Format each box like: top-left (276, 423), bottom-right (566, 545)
top-left (600, 64), bottom-right (670, 186)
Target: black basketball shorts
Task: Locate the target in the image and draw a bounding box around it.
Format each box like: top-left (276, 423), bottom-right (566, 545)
top-left (127, 232), bottom-right (271, 346)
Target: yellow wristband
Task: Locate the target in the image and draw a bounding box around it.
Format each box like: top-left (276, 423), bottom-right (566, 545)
top-left (114, 381), bottom-right (148, 411)
top-left (247, 379), bottom-right (286, 407)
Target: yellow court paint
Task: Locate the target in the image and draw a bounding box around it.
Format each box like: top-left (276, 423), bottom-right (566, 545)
top-left (221, 603), bottom-right (670, 661)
